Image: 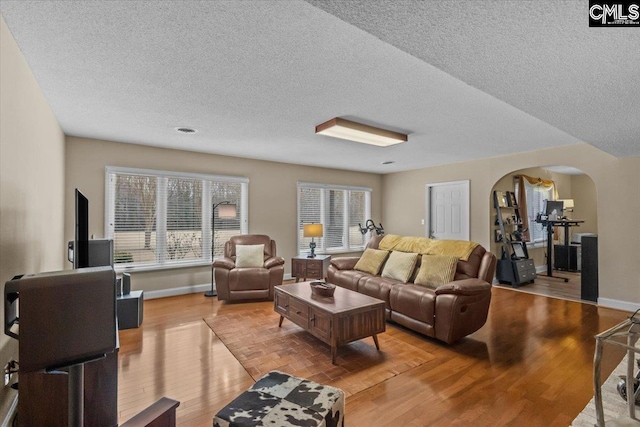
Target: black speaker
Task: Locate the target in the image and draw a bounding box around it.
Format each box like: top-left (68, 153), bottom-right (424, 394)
top-left (4, 267), bottom-right (117, 373)
top-left (88, 239), bottom-right (114, 267)
top-left (122, 272), bottom-right (131, 295)
top-left (581, 236), bottom-right (598, 302)
top-left (117, 290), bottom-right (143, 330)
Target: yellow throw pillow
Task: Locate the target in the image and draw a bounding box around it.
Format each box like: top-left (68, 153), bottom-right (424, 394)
top-left (414, 254), bottom-right (458, 288)
top-left (381, 251), bottom-right (419, 282)
top-left (354, 248), bottom-right (389, 275)
top-left (235, 244), bottom-right (265, 268)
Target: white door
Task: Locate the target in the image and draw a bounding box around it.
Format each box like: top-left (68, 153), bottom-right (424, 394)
top-left (426, 181), bottom-right (470, 240)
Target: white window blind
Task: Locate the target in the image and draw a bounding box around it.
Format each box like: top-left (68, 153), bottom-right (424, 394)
top-left (106, 167), bottom-right (248, 269)
top-left (297, 182), bottom-right (371, 254)
top-left (515, 179), bottom-right (555, 243)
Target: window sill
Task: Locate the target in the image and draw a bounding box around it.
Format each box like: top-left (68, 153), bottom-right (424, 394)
top-left (115, 260), bottom-right (211, 274)
top-left (525, 241), bottom-right (547, 249)
top-left (312, 247), bottom-right (365, 256)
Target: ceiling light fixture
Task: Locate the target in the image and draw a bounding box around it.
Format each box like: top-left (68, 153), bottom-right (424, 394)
top-left (315, 117), bottom-right (407, 147)
top-left (174, 127), bottom-right (198, 134)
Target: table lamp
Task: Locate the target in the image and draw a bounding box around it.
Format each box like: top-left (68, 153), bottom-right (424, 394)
top-left (559, 199), bottom-right (574, 217)
top-left (303, 223), bottom-right (323, 258)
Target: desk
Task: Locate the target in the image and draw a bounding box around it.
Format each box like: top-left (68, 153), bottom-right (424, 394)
top-left (536, 219), bottom-right (584, 281)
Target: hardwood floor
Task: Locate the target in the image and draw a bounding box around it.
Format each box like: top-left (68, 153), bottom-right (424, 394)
top-left (496, 271), bottom-right (584, 303)
top-left (117, 287), bottom-right (629, 426)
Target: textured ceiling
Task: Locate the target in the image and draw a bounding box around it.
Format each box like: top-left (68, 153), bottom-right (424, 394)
top-left (306, 0), bottom-right (640, 158)
top-left (0, 1), bottom-right (636, 174)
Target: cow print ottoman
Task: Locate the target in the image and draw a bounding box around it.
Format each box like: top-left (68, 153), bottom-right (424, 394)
top-left (214, 370), bottom-right (345, 427)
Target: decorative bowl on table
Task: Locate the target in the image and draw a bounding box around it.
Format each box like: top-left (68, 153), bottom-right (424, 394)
top-left (310, 281), bottom-right (336, 297)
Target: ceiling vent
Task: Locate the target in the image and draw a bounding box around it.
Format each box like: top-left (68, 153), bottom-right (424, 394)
top-left (174, 127), bottom-right (198, 134)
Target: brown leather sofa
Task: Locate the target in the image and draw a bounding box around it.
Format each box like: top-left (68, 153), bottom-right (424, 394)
top-left (327, 235), bottom-right (496, 344)
top-left (213, 234), bottom-right (285, 301)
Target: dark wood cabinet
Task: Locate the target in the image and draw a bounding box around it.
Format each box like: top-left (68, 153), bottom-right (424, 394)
top-left (19, 350), bottom-right (118, 427)
top-left (497, 259), bottom-right (536, 287)
top-left (291, 255), bottom-right (331, 282)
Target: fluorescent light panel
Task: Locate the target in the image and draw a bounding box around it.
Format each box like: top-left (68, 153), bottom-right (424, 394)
top-left (315, 118), bottom-right (407, 147)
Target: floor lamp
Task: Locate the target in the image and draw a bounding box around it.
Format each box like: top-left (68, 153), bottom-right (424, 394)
top-left (205, 201), bottom-right (237, 297)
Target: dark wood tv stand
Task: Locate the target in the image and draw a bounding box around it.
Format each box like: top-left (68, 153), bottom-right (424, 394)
top-left (19, 350), bottom-right (118, 426)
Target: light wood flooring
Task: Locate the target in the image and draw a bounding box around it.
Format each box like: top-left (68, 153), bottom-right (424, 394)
top-left (496, 271), bottom-right (584, 303)
top-left (117, 285), bottom-right (628, 426)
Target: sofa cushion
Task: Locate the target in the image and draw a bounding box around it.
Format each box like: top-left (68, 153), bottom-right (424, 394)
top-left (354, 248), bottom-right (389, 275)
top-left (328, 268), bottom-right (369, 292)
top-left (414, 254), bottom-right (458, 288)
top-left (389, 283), bottom-right (436, 324)
top-left (357, 276), bottom-right (401, 309)
top-left (235, 244), bottom-right (265, 268)
top-left (381, 251), bottom-right (419, 282)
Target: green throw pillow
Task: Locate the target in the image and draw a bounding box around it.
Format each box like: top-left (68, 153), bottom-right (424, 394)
top-left (381, 251), bottom-right (419, 282)
top-left (414, 254), bottom-right (458, 288)
top-left (354, 248), bottom-right (389, 275)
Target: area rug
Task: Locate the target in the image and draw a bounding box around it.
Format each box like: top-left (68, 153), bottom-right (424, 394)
top-left (571, 354), bottom-right (640, 426)
top-left (204, 308), bottom-right (435, 397)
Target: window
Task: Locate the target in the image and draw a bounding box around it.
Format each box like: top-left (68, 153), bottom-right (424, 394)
top-left (297, 182), bottom-right (371, 254)
top-left (106, 167), bottom-right (248, 269)
top-left (515, 178), bottom-right (555, 243)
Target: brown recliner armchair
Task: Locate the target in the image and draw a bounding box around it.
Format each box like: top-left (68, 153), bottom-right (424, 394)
top-left (213, 234), bottom-right (285, 301)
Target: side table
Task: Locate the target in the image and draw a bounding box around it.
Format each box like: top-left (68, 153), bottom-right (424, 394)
top-left (593, 316), bottom-right (640, 426)
top-left (291, 255), bottom-right (331, 283)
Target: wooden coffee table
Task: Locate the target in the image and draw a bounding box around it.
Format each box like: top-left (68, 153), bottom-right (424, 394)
top-left (274, 282), bottom-right (386, 364)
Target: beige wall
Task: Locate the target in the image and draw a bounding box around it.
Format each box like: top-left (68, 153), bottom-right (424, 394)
top-left (382, 143), bottom-right (640, 307)
top-left (0, 15), bottom-right (66, 417)
top-left (572, 174), bottom-right (598, 235)
top-left (65, 137), bottom-right (382, 292)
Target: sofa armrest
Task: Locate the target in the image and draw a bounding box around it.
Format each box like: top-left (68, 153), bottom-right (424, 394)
top-left (264, 256), bottom-right (285, 269)
top-left (330, 257), bottom-right (360, 270)
top-left (213, 257), bottom-right (235, 270)
top-left (435, 278), bottom-right (491, 296)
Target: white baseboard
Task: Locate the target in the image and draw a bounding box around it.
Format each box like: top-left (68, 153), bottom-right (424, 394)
top-left (144, 284), bottom-right (211, 299)
top-left (1, 395), bottom-right (18, 427)
top-left (597, 298), bottom-right (639, 313)
top-left (142, 273), bottom-right (294, 300)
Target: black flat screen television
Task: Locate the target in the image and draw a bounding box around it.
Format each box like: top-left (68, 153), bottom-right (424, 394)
top-left (74, 189), bottom-right (89, 268)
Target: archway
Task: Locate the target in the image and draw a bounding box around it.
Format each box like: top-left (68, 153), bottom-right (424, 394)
top-left (489, 165), bottom-right (598, 302)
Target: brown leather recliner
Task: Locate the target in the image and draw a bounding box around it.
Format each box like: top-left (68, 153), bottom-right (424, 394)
top-left (213, 235), bottom-right (285, 301)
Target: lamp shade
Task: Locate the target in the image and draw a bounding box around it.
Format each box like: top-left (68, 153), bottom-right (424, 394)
top-left (218, 204), bottom-right (237, 218)
top-left (558, 199), bottom-right (574, 209)
top-left (303, 223), bottom-right (323, 238)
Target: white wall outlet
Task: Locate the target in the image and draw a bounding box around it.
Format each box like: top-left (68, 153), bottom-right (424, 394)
top-left (421, 219), bottom-right (425, 225)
